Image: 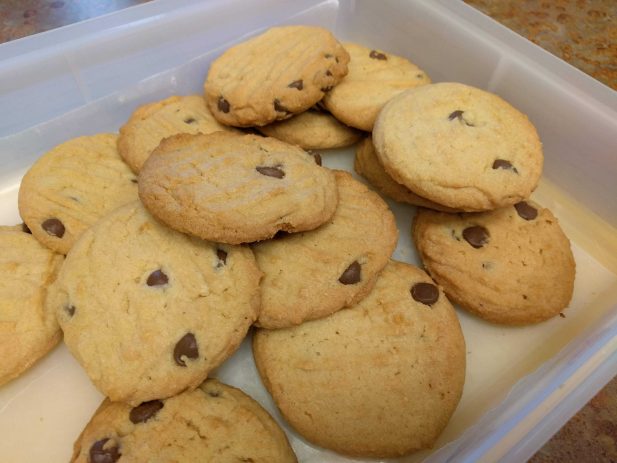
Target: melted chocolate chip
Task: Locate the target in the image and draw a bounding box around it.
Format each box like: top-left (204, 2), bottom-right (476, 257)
top-left (492, 159), bottom-right (518, 173)
top-left (411, 282), bottom-right (439, 306)
top-left (369, 50), bottom-right (387, 60)
top-left (130, 178), bottom-right (138, 184)
top-left (216, 249), bottom-right (227, 266)
top-left (273, 99), bottom-right (291, 114)
top-left (183, 117), bottom-right (196, 124)
top-left (514, 201), bottom-right (538, 220)
top-left (21, 223), bottom-right (32, 234)
top-left (129, 400), bottom-right (164, 424)
top-left (288, 80), bottom-right (303, 90)
top-left (311, 152), bottom-right (322, 166)
top-left (146, 269), bottom-right (168, 287)
top-left (218, 97), bottom-right (230, 113)
top-left (256, 166), bottom-right (285, 179)
top-left (321, 86), bottom-right (333, 92)
top-left (65, 305), bottom-right (76, 317)
top-left (463, 226), bottom-right (490, 249)
top-left (448, 110), bottom-right (464, 121)
top-left (42, 218), bottom-right (65, 238)
top-left (174, 333), bottom-right (199, 367)
top-left (325, 70), bottom-right (332, 77)
top-left (339, 261), bottom-right (361, 285)
top-left (89, 438), bottom-right (121, 463)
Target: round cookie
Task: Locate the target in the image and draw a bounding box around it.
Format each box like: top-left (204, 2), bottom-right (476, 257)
top-left (322, 42), bottom-right (431, 131)
top-left (71, 379), bottom-right (297, 463)
top-left (138, 132), bottom-right (338, 244)
top-left (204, 25), bottom-right (350, 127)
top-left (47, 201), bottom-right (261, 405)
top-left (253, 260), bottom-right (466, 458)
top-left (354, 136), bottom-right (457, 212)
top-left (252, 170), bottom-right (398, 329)
top-left (18, 133), bottom-right (138, 254)
top-left (412, 201), bottom-right (575, 324)
top-left (118, 95), bottom-right (239, 173)
top-left (373, 82), bottom-right (543, 211)
top-left (257, 108), bottom-right (362, 150)
top-left (0, 225), bottom-right (64, 386)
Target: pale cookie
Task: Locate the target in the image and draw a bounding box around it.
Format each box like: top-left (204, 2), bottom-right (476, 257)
top-left (253, 170), bottom-right (398, 329)
top-left (47, 201), bottom-right (261, 405)
top-left (71, 379), bottom-right (297, 463)
top-left (322, 42), bottom-right (431, 131)
top-left (373, 82), bottom-right (543, 211)
top-left (117, 95), bottom-right (238, 173)
top-left (18, 134), bottom-right (138, 254)
top-left (257, 107), bottom-right (362, 150)
top-left (0, 225), bottom-right (64, 386)
top-left (139, 132), bottom-right (338, 244)
top-left (412, 201), bottom-right (575, 324)
top-left (253, 260), bottom-right (466, 458)
top-left (204, 25), bottom-right (350, 127)
top-left (354, 136), bottom-right (457, 212)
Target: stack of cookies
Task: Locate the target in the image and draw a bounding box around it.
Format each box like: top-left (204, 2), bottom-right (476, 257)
top-left (0, 23), bottom-right (576, 462)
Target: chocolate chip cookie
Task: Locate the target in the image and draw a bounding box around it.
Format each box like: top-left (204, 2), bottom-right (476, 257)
top-left (252, 170), bottom-right (398, 329)
top-left (373, 82), bottom-right (543, 211)
top-left (322, 42), bottom-right (431, 131)
top-left (47, 201), bottom-right (261, 405)
top-left (18, 133), bottom-right (138, 254)
top-left (138, 132), bottom-right (338, 244)
top-left (412, 201), bottom-right (575, 324)
top-left (0, 225), bottom-right (64, 386)
top-left (118, 95), bottom-right (238, 173)
top-left (204, 25), bottom-right (349, 127)
top-left (253, 260), bottom-right (466, 457)
top-left (71, 379), bottom-right (297, 463)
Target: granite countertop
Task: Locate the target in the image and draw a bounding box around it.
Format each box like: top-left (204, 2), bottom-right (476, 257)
top-left (0, 1), bottom-right (615, 462)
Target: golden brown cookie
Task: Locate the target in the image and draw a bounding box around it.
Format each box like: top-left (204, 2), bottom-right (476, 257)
top-left (204, 26), bottom-right (350, 127)
top-left (253, 260), bottom-right (466, 458)
top-left (252, 170), bottom-right (398, 329)
top-left (18, 134), bottom-right (138, 254)
top-left (412, 201), bottom-right (575, 324)
top-left (322, 42), bottom-right (431, 131)
top-left (373, 82), bottom-right (544, 211)
top-left (47, 201), bottom-right (261, 405)
top-left (71, 379), bottom-right (297, 463)
top-left (138, 132), bottom-right (338, 244)
top-left (118, 95), bottom-right (238, 173)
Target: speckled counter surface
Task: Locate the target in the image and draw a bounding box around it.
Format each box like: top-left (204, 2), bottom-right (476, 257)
top-left (0, 1), bottom-right (616, 462)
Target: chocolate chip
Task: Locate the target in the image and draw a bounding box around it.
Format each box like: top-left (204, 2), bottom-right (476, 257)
top-left (183, 117), bottom-right (196, 124)
top-left (146, 269), bottom-right (168, 287)
top-left (448, 110), bottom-right (464, 121)
top-left (256, 166), bottom-right (285, 179)
top-left (273, 99), bottom-right (291, 114)
top-left (65, 305), bottom-right (76, 317)
top-left (492, 159), bottom-right (518, 173)
top-left (288, 80), bottom-right (303, 90)
top-left (324, 53), bottom-right (333, 58)
top-left (129, 400), bottom-right (164, 424)
top-left (514, 201), bottom-right (538, 220)
top-left (311, 152), bottom-right (322, 166)
top-left (130, 178), bottom-right (138, 183)
top-left (325, 70), bottom-right (332, 77)
top-left (41, 218), bottom-right (65, 238)
top-left (463, 226), bottom-right (490, 248)
top-left (411, 282), bottom-right (439, 306)
top-left (89, 438), bottom-right (121, 463)
top-left (216, 249), bottom-right (227, 267)
top-left (369, 50), bottom-right (387, 60)
top-left (321, 86), bottom-right (333, 92)
top-left (217, 97), bottom-right (230, 113)
top-left (174, 333), bottom-right (199, 366)
top-left (339, 261), bottom-right (361, 285)
top-left (21, 223), bottom-right (32, 234)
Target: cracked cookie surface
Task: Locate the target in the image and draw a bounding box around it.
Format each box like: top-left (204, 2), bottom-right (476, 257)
top-left (252, 170), bottom-right (398, 329)
top-left (253, 260), bottom-right (465, 458)
top-left (71, 379), bottom-right (297, 463)
top-left (373, 82), bottom-right (543, 211)
top-left (47, 201), bottom-right (261, 405)
top-left (138, 132), bottom-right (338, 244)
top-left (412, 201), bottom-right (575, 324)
top-left (18, 133), bottom-right (138, 254)
top-left (204, 25), bottom-right (349, 127)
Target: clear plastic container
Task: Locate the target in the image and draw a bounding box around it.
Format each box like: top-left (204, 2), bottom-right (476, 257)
top-left (0, 1), bottom-right (616, 462)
